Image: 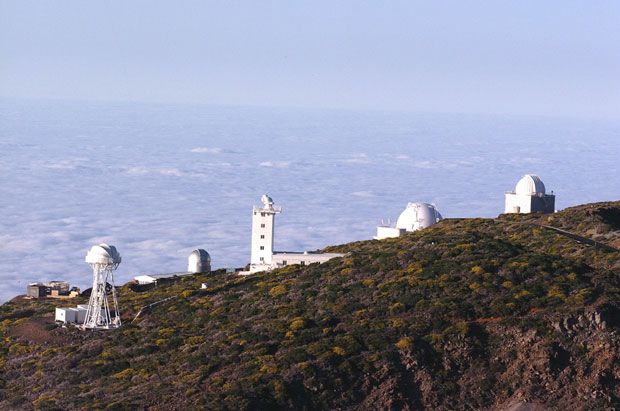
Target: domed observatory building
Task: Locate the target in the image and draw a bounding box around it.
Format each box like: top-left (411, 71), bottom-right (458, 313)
top-left (504, 174), bottom-right (555, 214)
top-left (188, 249), bottom-right (211, 273)
top-left (376, 202), bottom-right (443, 240)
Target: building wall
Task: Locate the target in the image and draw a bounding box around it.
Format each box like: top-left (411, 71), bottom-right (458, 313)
top-left (134, 275), bottom-right (157, 285)
top-left (251, 207), bottom-right (277, 265)
top-left (505, 193), bottom-right (531, 213)
top-left (375, 226), bottom-right (405, 240)
top-left (26, 285), bottom-right (45, 298)
top-left (272, 252), bottom-right (345, 267)
top-left (48, 281), bottom-right (70, 293)
top-left (505, 193), bottom-right (555, 214)
top-left (76, 308), bottom-right (87, 323)
top-left (531, 195), bottom-right (555, 213)
top-left (55, 308), bottom-right (77, 323)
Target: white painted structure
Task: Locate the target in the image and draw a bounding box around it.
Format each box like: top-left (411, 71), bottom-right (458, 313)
top-left (83, 244), bottom-right (122, 330)
top-left (75, 307), bottom-right (87, 323)
top-left (134, 274), bottom-right (160, 285)
top-left (247, 194), bottom-right (345, 273)
top-left (188, 249), bottom-right (211, 273)
top-left (250, 194), bottom-right (281, 270)
top-left (376, 202), bottom-right (443, 240)
top-left (272, 251), bottom-right (346, 267)
top-left (134, 272), bottom-right (193, 285)
top-left (504, 174), bottom-right (555, 214)
top-left (56, 306), bottom-right (94, 324)
top-left (375, 226), bottom-right (405, 240)
top-left (55, 307), bottom-right (77, 324)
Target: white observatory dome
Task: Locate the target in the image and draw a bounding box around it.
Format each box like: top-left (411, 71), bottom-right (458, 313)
top-left (261, 194), bottom-right (274, 207)
top-left (85, 244), bottom-right (121, 265)
top-left (396, 203), bottom-right (443, 232)
top-left (515, 174), bottom-right (546, 196)
top-left (188, 249), bottom-right (211, 273)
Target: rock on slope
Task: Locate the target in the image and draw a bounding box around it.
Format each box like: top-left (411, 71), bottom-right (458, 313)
top-left (1, 201), bottom-right (619, 410)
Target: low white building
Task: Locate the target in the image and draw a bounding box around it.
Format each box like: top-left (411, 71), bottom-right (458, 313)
top-left (133, 272), bottom-right (193, 285)
top-left (246, 195), bottom-right (345, 273)
top-left (272, 251), bottom-right (347, 268)
top-left (55, 307), bottom-right (77, 323)
top-left (134, 250), bottom-right (211, 284)
top-left (55, 306), bottom-right (87, 324)
top-left (504, 174), bottom-right (555, 214)
top-left (376, 202), bottom-right (443, 240)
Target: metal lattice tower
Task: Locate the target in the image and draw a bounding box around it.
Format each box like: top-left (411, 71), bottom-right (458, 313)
top-left (82, 244), bottom-right (122, 329)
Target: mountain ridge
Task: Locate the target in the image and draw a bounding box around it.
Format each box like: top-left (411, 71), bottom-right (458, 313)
top-left (1, 201), bottom-right (619, 410)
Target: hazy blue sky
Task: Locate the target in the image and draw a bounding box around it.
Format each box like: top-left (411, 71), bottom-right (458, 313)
top-left (1, 1), bottom-right (619, 118)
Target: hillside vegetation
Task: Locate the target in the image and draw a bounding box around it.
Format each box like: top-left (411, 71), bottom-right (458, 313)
top-left (1, 201), bottom-right (619, 410)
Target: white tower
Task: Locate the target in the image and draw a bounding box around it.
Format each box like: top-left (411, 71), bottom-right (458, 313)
top-left (83, 244), bottom-right (122, 329)
top-left (250, 194), bottom-right (281, 270)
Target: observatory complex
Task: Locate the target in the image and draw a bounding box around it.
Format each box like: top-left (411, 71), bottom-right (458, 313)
top-left (505, 174), bottom-right (555, 214)
top-left (375, 202), bottom-right (443, 240)
top-left (51, 175), bottom-right (557, 326)
top-left (247, 195), bottom-right (345, 273)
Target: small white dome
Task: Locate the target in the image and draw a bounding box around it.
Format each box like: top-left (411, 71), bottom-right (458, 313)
top-left (396, 203), bottom-right (443, 232)
top-left (85, 244), bottom-right (121, 265)
top-left (515, 174), bottom-right (546, 196)
top-left (188, 249), bottom-right (211, 273)
top-left (261, 194), bottom-right (274, 207)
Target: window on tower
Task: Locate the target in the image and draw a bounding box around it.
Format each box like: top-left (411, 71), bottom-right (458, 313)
top-left (260, 234), bottom-right (265, 239)
top-left (261, 224), bottom-right (265, 228)
top-left (260, 246), bottom-right (264, 250)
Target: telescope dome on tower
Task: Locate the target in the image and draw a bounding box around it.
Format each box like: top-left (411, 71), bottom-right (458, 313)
top-left (85, 244), bottom-right (121, 265)
top-left (188, 249), bottom-right (211, 273)
top-left (396, 203), bottom-right (443, 232)
top-left (261, 194), bottom-right (274, 207)
top-left (82, 243), bottom-right (122, 329)
top-left (515, 174), bottom-right (546, 196)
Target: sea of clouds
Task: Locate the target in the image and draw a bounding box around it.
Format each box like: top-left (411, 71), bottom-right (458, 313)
top-left (0, 99), bottom-right (618, 302)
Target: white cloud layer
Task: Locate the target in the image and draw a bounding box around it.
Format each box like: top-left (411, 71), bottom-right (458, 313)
top-left (259, 161), bottom-right (291, 168)
top-left (191, 147), bottom-right (223, 154)
top-left (0, 101), bottom-right (618, 302)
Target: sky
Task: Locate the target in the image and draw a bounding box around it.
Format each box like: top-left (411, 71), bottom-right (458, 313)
top-left (1, 1), bottom-right (619, 118)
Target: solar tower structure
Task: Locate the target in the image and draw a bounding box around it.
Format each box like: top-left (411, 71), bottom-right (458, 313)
top-left (83, 244), bottom-right (122, 329)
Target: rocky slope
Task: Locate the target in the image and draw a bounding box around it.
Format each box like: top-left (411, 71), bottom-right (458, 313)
top-left (1, 201), bottom-right (619, 410)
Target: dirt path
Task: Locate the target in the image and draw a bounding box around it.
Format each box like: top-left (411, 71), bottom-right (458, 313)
top-left (9, 316), bottom-right (71, 345)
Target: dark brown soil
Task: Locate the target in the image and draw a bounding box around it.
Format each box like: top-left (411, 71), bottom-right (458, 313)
top-left (8, 316), bottom-right (70, 345)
